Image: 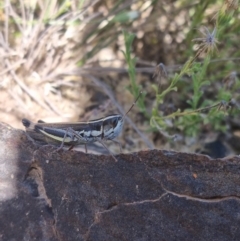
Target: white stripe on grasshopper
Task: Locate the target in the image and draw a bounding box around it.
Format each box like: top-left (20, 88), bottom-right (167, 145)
top-left (39, 129), bottom-right (76, 143)
top-left (91, 129), bottom-right (102, 137)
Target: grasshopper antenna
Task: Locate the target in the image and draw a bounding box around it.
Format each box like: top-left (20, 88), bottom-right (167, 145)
top-left (123, 91), bottom-right (142, 118)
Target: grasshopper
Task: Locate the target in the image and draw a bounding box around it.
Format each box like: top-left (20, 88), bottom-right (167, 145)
top-left (22, 92), bottom-right (141, 161)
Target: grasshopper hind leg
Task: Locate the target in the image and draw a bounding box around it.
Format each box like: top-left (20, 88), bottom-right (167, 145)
top-left (56, 129), bottom-right (69, 152)
top-left (56, 127), bottom-right (77, 152)
top-left (111, 139), bottom-right (122, 153)
top-left (98, 140), bottom-right (118, 162)
top-left (68, 145), bottom-right (75, 151)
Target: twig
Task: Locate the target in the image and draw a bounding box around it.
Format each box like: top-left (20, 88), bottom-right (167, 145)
top-left (152, 118), bottom-right (182, 141)
top-left (7, 88), bottom-right (30, 113)
top-left (4, 0), bottom-right (9, 48)
top-left (42, 95), bottom-right (68, 117)
top-left (0, 60), bottom-right (26, 76)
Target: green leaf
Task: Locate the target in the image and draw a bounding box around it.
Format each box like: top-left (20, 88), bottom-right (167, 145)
top-left (112, 11), bottom-right (139, 23)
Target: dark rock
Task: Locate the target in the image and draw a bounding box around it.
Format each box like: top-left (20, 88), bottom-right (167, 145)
top-left (0, 123), bottom-right (59, 241)
top-left (1, 122), bottom-right (240, 241)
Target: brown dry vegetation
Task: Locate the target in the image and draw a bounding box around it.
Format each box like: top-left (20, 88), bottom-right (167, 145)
top-left (0, 0), bottom-right (240, 156)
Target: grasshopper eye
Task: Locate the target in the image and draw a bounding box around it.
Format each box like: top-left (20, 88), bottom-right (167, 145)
top-left (112, 119), bottom-right (118, 128)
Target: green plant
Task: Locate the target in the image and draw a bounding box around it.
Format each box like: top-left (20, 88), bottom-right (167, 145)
top-left (149, 0), bottom-right (239, 139)
top-left (122, 30), bottom-right (146, 114)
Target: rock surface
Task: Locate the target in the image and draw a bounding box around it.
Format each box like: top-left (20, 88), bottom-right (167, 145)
top-left (0, 122), bottom-right (240, 241)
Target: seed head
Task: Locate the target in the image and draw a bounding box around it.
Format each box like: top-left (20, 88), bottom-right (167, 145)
top-left (192, 27), bottom-right (220, 57)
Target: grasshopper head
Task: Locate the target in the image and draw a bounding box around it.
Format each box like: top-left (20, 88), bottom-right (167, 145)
top-left (103, 114), bottom-right (124, 140)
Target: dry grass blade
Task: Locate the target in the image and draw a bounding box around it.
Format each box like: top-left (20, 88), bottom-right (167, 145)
top-left (0, 0), bottom-right (101, 126)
